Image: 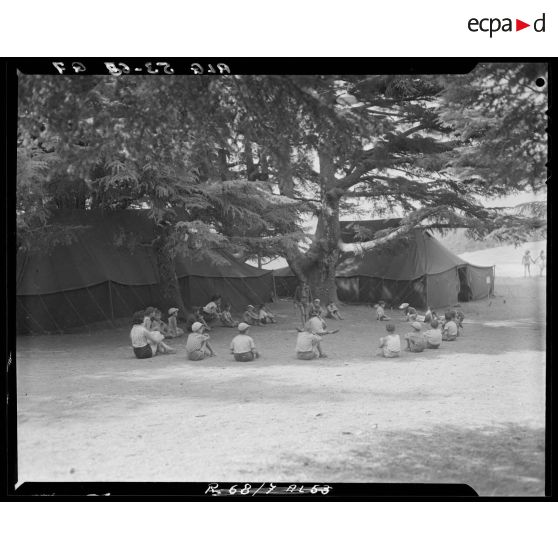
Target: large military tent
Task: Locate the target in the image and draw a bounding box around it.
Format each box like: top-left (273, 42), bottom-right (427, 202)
top-left (273, 219), bottom-right (494, 309)
top-left (336, 220), bottom-right (495, 308)
top-left (16, 210), bottom-right (273, 334)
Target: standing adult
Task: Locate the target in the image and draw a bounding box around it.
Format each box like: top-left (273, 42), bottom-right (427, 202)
top-left (522, 250), bottom-right (534, 277)
top-left (293, 281), bottom-right (313, 327)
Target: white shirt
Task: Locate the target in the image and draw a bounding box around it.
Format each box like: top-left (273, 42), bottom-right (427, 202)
top-left (381, 334), bottom-right (401, 353)
top-left (230, 334), bottom-right (256, 354)
top-left (443, 321), bottom-right (458, 337)
top-left (424, 328), bottom-right (442, 346)
top-left (306, 316), bottom-right (326, 334)
top-left (296, 332), bottom-right (321, 352)
top-left (130, 325), bottom-right (155, 348)
top-left (203, 301), bottom-right (219, 314)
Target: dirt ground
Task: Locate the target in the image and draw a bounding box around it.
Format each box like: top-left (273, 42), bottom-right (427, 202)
top-left (15, 276), bottom-right (546, 495)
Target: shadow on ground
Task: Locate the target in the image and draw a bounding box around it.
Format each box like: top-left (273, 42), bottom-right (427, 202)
top-left (260, 423), bottom-right (545, 496)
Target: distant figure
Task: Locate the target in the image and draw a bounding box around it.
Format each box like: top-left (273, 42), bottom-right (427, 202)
top-left (424, 319), bottom-right (442, 349)
top-left (404, 321), bottom-right (426, 353)
top-left (325, 301), bottom-right (343, 320)
top-left (293, 281), bottom-right (313, 327)
top-left (536, 250), bottom-right (545, 277)
top-left (522, 250), bottom-right (534, 277)
top-left (375, 300), bottom-right (390, 321)
top-left (230, 322), bottom-right (259, 362)
top-left (296, 323), bottom-right (327, 360)
top-left (186, 322), bottom-right (216, 360)
top-left (377, 323), bottom-right (401, 358)
top-left (167, 307), bottom-right (185, 338)
top-left (130, 311), bottom-right (175, 358)
top-left (220, 303), bottom-right (238, 328)
top-left (442, 312), bottom-right (458, 341)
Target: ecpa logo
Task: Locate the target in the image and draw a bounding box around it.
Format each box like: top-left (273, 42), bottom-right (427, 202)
top-left (468, 13), bottom-right (546, 37)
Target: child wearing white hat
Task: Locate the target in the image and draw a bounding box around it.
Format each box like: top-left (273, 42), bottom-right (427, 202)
top-left (167, 307), bottom-right (185, 338)
top-left (186, 322), bottom-right (216, 360)
top-left (230, 322), bottom-right (260, 362)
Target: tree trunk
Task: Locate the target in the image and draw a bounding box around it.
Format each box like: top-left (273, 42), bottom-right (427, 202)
top-left (153, 224), bottom-right (188, 314)
top-left (303, 191), bottom-right (341, 303)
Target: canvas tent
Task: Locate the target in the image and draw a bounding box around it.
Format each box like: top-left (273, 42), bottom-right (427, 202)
top-left (273, 219), bottom-right (494, 309)
top-left (336, 220), bottom-right (494, 309)
top-left (273, 265), bottom-right (298, 298)
top-left (16, 210), bottom-right (273, 334)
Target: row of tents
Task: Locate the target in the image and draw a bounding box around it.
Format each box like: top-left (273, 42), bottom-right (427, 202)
top-left (16, 211), bottom-right (495, 334)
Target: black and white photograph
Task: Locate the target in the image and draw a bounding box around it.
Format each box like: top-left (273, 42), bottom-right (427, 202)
top-left (11, 61), bottom-right (548, 497)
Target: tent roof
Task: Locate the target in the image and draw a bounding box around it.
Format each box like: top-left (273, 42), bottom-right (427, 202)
top-left (273, 266), bottom-right (296, 277)
top-left (17, 210), bottom-right (270, 296)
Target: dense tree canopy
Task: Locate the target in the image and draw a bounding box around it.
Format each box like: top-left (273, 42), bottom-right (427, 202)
top-left (17, 63), bottom-right (547, 305)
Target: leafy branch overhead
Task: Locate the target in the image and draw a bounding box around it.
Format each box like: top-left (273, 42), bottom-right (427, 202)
top-left (17, 65), bottom-right (546, 295)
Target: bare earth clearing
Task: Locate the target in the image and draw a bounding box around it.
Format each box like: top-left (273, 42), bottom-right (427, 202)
top-left (16, 276), bottom-right (546, 495)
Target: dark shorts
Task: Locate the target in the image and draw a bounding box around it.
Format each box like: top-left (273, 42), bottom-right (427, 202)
top-left (187, 350), bottom-right (206, 361)
top-left (134, 345), bottom-right (153, 359)
top-left (234, 352), bottom-right (255, 362)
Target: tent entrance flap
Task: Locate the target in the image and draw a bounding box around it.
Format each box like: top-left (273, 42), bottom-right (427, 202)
top-left (458, 266), bottom-right (473, 302)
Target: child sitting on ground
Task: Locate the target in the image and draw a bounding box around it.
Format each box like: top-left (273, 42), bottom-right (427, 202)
top-left (220, 303), bottom-right (238, 328)
top-left (130, 311), bottom-right (176, 358)
top-left (424, 306), bottom-right (435, 324)
top-left (404, 321), bottom-right (426, 353)
top-left (442, 311), bottom-right (458, 341)
top-left (243, 304), bottom-right (261, 326)
top-left (150, 308), bottom-right (169, 337)
top-left (325, 301), bottom-right (343, 320)
top-left (142, 306), bottom-right (156, 329)
top-left (230, 322), bottom-right (260, 362)
top-left (257, 303), bottom-right (276, 324)
top-left (185, 322), bottom-right (216, 360)
top-left (453, 309), bottom-right (465, 334)
top-left (167, 308), bottom-right (185, 338)
top-left (424, 319), bottom-right (442, 349)
top-left (295, 323), bottom-right (327, 360)
top-left (377, 323), bottom-right (401, 358)
top-left (375, 300), bottom-right (390, 321)
top-left (399, 303), bottom-right (418, 322)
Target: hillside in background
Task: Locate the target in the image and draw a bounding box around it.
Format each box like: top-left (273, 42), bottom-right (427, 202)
top-left (459, 240), bottom-right (546, 278)
top-left (432, 228), bottom-right (543, 254)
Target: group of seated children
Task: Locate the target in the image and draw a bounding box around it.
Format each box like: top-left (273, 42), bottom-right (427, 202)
top-left (242, 304), bottom-right (276, 326)
top-left (377, 309), bottom-right (460, 358)
top-left (130, 308), bottom-right (179, 359)
top-left (192, 295), bottom-right (276, 329)
top-left (184, 321), bottom-right (259, 362)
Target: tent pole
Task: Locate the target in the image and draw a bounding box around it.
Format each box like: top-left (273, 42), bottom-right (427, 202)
top-left (84, 284), bottom-right (116, 327)
top-left (108, 280), bottom-right (114, 320)
top-left (17, 297), bottom-right (49, 335)
top-left (61, 289), bottom-right (92, 333)
top-left (38, 294), bottom-right (64, 334)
